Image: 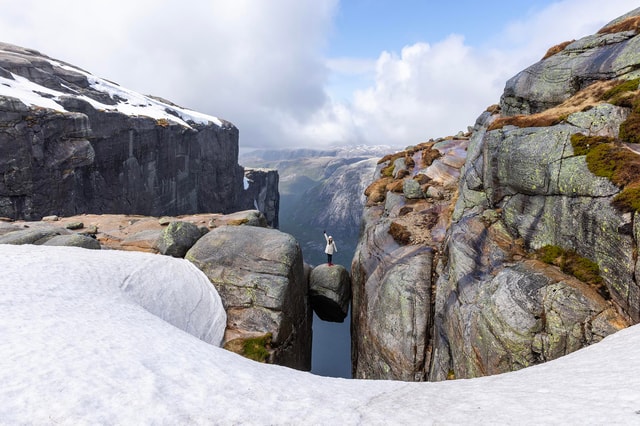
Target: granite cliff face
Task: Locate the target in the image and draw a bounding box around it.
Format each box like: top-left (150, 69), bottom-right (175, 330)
top-left (352, 8), bottom-right (640, 381)
top-left (0, 42), bottom-right (277, 225)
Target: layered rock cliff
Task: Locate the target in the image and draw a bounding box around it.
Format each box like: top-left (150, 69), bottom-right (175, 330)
top-left (352, 8), bottom-right (640, 381)
top-left (0, 42), bottom-right (277, 225)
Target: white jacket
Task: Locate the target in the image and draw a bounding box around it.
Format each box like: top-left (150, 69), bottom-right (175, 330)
top-left (324, 232), bottom-right (337, 255)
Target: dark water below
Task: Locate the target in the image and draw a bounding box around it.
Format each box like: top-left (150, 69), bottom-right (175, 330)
top-left (311, 310), bottom-right (352, 378)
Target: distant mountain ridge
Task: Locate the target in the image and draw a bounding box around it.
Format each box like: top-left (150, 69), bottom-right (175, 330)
top-left (240, 146), bottom-right (386, 267)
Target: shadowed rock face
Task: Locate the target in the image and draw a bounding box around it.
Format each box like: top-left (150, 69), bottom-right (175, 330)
top-left (241, 168), bottom-right (280, 228)
top-left (0, 42), bottom-right (248, 220)
top-left (352, 9), bottom-right (640, 382)
top-left (309, 264), bottom-right (351, 322)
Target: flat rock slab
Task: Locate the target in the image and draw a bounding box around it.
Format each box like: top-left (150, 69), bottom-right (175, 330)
top-left (1, 210), bottom-right (266, 252)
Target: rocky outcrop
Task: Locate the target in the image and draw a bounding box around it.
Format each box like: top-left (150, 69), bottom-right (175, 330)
top-left (352, 9), bottom-right (640, 382)
top-left (186, 225), bottom-right (312, 371)
top-left (43, 233), bottom-right (101, 250)
top-left (0, 42), bottom-right (253, 220)
top-left (0, 210), bottom-right (267, 252)
top-left (309, 264), bottom-right (350, 322)
top-left (501, 7), bottom-right (640, 116)
top-left (351, 138), bottom-right (465, 380)
top-left (156, 221), bottom-right (205, 257)
top-left (0, 224), bottom-right (70, 244)
top-left (241, 168), bottom-right (280, 228)
top-left (1, 210), bottom-right (311, 370)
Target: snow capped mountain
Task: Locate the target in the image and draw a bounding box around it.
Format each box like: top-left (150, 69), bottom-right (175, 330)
top-left (0, 42), bottom-right (222, 128)
top-left (0, 42), bottom-right (249, 220)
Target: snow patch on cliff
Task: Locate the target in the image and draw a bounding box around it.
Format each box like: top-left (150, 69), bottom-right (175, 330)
top-left (0, 52), bottom-right (222, 128)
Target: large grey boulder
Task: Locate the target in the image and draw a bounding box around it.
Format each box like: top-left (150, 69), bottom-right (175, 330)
top-left (309, 264), bottom-right (351, 322)
top-left (501, 8), bottom-right (640, 115)
top-left (429, 214), bottom-right (628, 381)
top-left (402, 178), bottom-right (424, 199)
top-left (155, 221), bottom-right (203, 258)
top-left (0, 226), bottom-right (69, 245)
top-left (351, 204), bottom-right (434, 381)
top-left (186, 225), bottom-right (311, 370)
top-left (43, 234), bottom-right (101, 250)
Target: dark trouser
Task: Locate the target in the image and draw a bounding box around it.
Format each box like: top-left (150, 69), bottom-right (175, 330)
top-left (327, 253), bottom-right (332, 264)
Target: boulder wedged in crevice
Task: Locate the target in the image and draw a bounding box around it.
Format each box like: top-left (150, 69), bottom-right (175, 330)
top-left (309, 263), bottom-right (351, 322)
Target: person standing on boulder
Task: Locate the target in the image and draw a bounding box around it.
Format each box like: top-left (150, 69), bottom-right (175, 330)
top-left (323, 230), bottom-right (337, 266)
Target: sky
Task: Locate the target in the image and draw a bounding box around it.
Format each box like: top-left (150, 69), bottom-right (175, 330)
top-left (0, 1), bottom-right (638, 149)
top-left (2, 243), bottom-right (640, 424)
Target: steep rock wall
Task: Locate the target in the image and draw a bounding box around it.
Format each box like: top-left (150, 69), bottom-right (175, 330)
top-left (352, 9), bottom-right (640, 381)
top-left (0, 42), bottom-right (251, 220)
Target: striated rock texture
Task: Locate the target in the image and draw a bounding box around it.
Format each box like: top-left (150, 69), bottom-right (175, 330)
top-left (352, 9), bottom-right (640, 381)
top-left (0, 42), bottom-right (258, 221)
top-left (186, 225), bottom-right (312, 371)
top-left (351, 138), bottom-right (465, 381)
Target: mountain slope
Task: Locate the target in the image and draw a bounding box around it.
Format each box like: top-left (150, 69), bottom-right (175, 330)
top-left (351, 7), bottom-right (640, 381)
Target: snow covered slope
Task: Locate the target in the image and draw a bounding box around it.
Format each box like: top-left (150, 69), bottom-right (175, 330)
top-left (1, 244), bottom-right (639, 424)
top-left (0, 42), bottom-right (221, 128)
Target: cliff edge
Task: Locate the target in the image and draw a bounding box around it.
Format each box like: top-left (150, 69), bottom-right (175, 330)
top-left (0, 42), bottom-right (277, 225)
top-left (352, 8), bottom-right (640, 381)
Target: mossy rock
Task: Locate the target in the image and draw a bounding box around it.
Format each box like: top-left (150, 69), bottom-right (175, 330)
top-left (156, 221), bottom-right (203, 258)
top-left (224, 333), bottom-right (272, 363)
top-left (535, 245), bottom-right (608, 299)
top-left (601, 78), bottom-right (640, 101)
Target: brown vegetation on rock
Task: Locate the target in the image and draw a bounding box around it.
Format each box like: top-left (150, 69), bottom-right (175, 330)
top-left (422, 147), bottom-right (442, 166)
top-left (542, 40), bottom-right (575, 60)
top-left (389, 221), bottom-right (411, 245)
top-left (488, 80), bottom-right (622, 131)
top-left (598, 15), bottom-right (640, 35)
top-left (387, 179), bottom-right (405, 193)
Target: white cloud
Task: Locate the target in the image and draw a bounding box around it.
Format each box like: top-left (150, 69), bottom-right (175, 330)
top-left (0, 0), bottom-right (338, 148)
top-left (301, 0), bottom-right (640, 149)
top-left (0, 0), bottom-right (638, 149)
